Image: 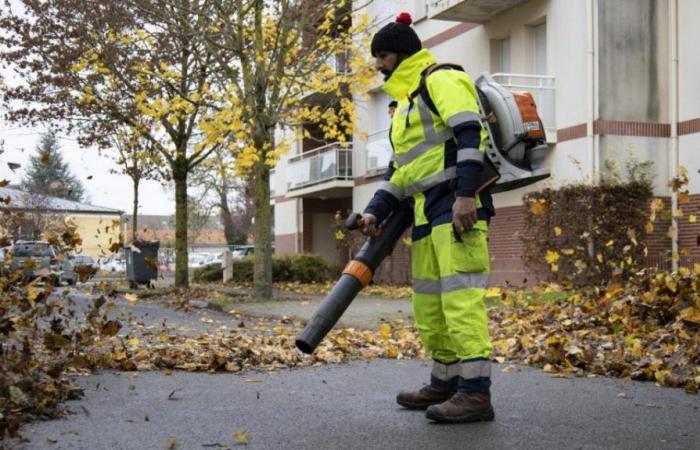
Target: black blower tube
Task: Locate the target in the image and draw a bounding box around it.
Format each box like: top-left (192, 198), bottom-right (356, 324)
top-left (295, 202), bottom-right (413, 354)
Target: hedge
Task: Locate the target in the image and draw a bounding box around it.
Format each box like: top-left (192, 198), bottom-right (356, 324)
top-left (193, 254), bottom-right (331, 283)
top-left (522, 180), bottom-right (653, 287)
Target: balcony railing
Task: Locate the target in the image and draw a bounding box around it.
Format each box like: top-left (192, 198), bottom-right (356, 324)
top-left (287, 142), bottom-right (353, 191)
top-left (366, 128), bottom-right (392, 174)
top-left (428, 0), bottom-right (529, 22)
top-left (492, 73), bottom-right (556, 141)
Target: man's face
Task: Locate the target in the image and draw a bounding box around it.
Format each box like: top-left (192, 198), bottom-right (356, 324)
top-left (374, 51), bottom-right (402, 81)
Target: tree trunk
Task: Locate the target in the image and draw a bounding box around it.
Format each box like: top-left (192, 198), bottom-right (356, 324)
top-left (253, 141), bottom-right (273, 300)
top-left (132, 177), bottom-right (139, 241)
top-left (219, 193), bottom-right (237, 245)
top-left (173, 157), bottom-right (189, 288)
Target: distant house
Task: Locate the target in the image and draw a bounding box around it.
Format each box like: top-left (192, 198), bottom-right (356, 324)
top-left (1, 186), bottom-right (124, 259)
top-left (125, 214), bottom-right (229, 253)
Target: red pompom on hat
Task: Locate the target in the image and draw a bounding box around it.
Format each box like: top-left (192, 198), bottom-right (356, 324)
top-left (370, 11), bottom-right (422, 56)
top-left (396, 12), bottom-right (412, 25)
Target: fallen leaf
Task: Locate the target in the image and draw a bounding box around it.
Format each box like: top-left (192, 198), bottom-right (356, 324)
top-left (234, 431), bottom-right (250, 445)
top-left (165, 436), bottom-right (178, 449)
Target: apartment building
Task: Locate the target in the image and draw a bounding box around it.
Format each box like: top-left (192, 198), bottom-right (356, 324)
top-left (271, 0), bottom-right (700, 285)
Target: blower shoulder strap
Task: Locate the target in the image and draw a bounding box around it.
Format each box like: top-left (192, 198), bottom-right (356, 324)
top-left (410, 63), bottom-right (465, 119)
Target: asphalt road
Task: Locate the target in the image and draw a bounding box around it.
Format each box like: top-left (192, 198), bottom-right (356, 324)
top-left (9, 289), bottom-right (700, 450)
top-left (12, 359), bottom-right (700, 450)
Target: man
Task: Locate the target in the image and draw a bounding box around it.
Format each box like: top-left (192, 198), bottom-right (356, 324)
top-left (361, 12), bottom-right (496, 423)
top-left (388, 100), bottom-right (397, 118)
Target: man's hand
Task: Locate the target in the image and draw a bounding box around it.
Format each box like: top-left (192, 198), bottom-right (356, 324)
top-left (452, 196), bottom-right (477, 233)
top-left (360, 213), bottom-right (379, 236)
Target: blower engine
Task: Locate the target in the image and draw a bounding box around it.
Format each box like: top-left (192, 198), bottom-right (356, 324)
top-left (475, 72), bottom-right (551, 192)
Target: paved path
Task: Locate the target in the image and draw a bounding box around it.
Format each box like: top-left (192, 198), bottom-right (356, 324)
top-left (13, 360), bottom-right (700, 450)
top-left (9, 289), bottom-right (700, 450)
top-left (230, 296), bottom-right (413, 330)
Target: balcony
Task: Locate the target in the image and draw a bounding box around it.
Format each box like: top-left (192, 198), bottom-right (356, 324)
top-left (365, 128), bottom-right (392, 175)
top-left (286, 142), bottom-right (354, 198)
top-left (492, 73), bottom-right (556, 143)
top-left (428, 0), bottom-right (530, 22)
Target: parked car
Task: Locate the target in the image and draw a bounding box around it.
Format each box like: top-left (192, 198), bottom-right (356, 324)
top-left (58, 252), bottom-right (76, 286)
top-left (8, 241), bottom-right (75, 285)
top-left (70, 255), bottom-right (100, 270)
top-left (100, 255), bottom-right (126, 273)
top-left (188, 253), bottom-right (211, 269)
top-left (232, 245), bottom-right (255, 260)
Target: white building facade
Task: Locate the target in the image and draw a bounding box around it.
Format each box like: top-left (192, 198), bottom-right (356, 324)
top-left (272, 0), bottom-right (700, 285)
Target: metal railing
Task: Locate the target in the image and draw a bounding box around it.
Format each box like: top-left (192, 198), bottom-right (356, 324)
top-left (492, 73), bottom-right (556, 139)
top-left (365, 127), bottom-right (392, 174)
top-left (287, 142), bottom-right (353, 190)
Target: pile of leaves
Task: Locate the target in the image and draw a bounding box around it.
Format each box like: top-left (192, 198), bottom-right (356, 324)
top-left (238, 281), bottom-right (414, 299)
top-left (68, 316), bottom-right (423, 374)
top-left (490, 267), bottom-right (700, 393)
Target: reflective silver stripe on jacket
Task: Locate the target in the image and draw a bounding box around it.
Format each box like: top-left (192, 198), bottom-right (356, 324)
top-left (459, 360), bottom-right (491, 379)
top-left (442, 273), bottom-right (489, 291)
top-left (404, 166), bottom-right (457, 196)
top-left (457, 148), bottom-right (484, 164)
top-left (432, 360), bottom-right (461, 381)
top-left (395, 96), bottom-right (454, 167)
top-left (414, 273), bottom-right (488, 294)
top-left (446, 111), bottom-right (481, 128)
top-left (378, 181), bottom-right (405, 200)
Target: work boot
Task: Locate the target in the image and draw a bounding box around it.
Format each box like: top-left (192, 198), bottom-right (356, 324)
top-left (425, 391), bottom-right (495, 423)
top-left (396, 385), bottom-right (455, 410)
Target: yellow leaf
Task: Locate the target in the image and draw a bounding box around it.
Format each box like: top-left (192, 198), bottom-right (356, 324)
top-left (379, 323), bottom-right (392, 339)
top-left (550, 263), bottom-right (559, 273)
top-left (234, 431), bottom-right (251, 444)
top-left (605, 240), bottom-right (614, 247)
top-left (680, 307), bottom-right (700, 325)
top-left (127, 337), bottom-right (140, 347)
top-left (485, 287), bottom-right (501, 297)
top-left (689, 215), bottom-right (697, 223)
top-left (562, 248), bottom-right (575, 256)
top-left (165, 436), bottom-right (178, 449)
top-left (654, 370), bottom-right (671, 386)
top-left (553, 226), bottom-right (562, 236)
top-left (596, 254), bottom-right (604, 263)
top-left (545, 250), bottom-right (560, 264)
top-left (124, 293), bottom-right (138, 305)
top-left (645, 222), bottom-right (654, 234)
top-left (529, 201), bottom-right (547, 216)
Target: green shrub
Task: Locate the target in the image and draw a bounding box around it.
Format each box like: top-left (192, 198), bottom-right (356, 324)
top-left (288, 254), bottom-right (329, 283)
top-left (192, 263), bottom-right (223, 282)
top-left (225, 254), bottom-right (330, 283)
top-left (229, 257), bottom-right (254, 282)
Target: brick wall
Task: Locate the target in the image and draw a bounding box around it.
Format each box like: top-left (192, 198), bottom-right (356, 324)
top-left (678, 194), bottom-right (700, 267)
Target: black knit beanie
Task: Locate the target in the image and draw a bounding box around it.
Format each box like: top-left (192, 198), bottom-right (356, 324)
top-left (371, 12), bottom-right (422, 57)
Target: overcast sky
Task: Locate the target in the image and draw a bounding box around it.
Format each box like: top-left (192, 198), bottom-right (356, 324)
top-left (0, 0), bottom-right (174, 215)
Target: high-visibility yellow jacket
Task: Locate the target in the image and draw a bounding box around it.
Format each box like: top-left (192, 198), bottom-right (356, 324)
top-left (364, 49), bottom-right (494, 235)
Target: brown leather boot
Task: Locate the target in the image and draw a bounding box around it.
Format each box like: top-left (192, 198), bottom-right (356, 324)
top-left (425, 391), bottom-right (495, 423)
top-left (396, 385), bottom-right (455, 410)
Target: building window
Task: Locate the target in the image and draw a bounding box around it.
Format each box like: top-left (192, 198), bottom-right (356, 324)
top-left (491, 37), bottom-right (511, 73)
top-left (532, 22), bottom-right (547, 75)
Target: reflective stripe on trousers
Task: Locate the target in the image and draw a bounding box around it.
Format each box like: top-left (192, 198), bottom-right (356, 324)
top-left (413, 273), bottom-right (489, 295)
top-left (432, 359), bottom-right (492, 381)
